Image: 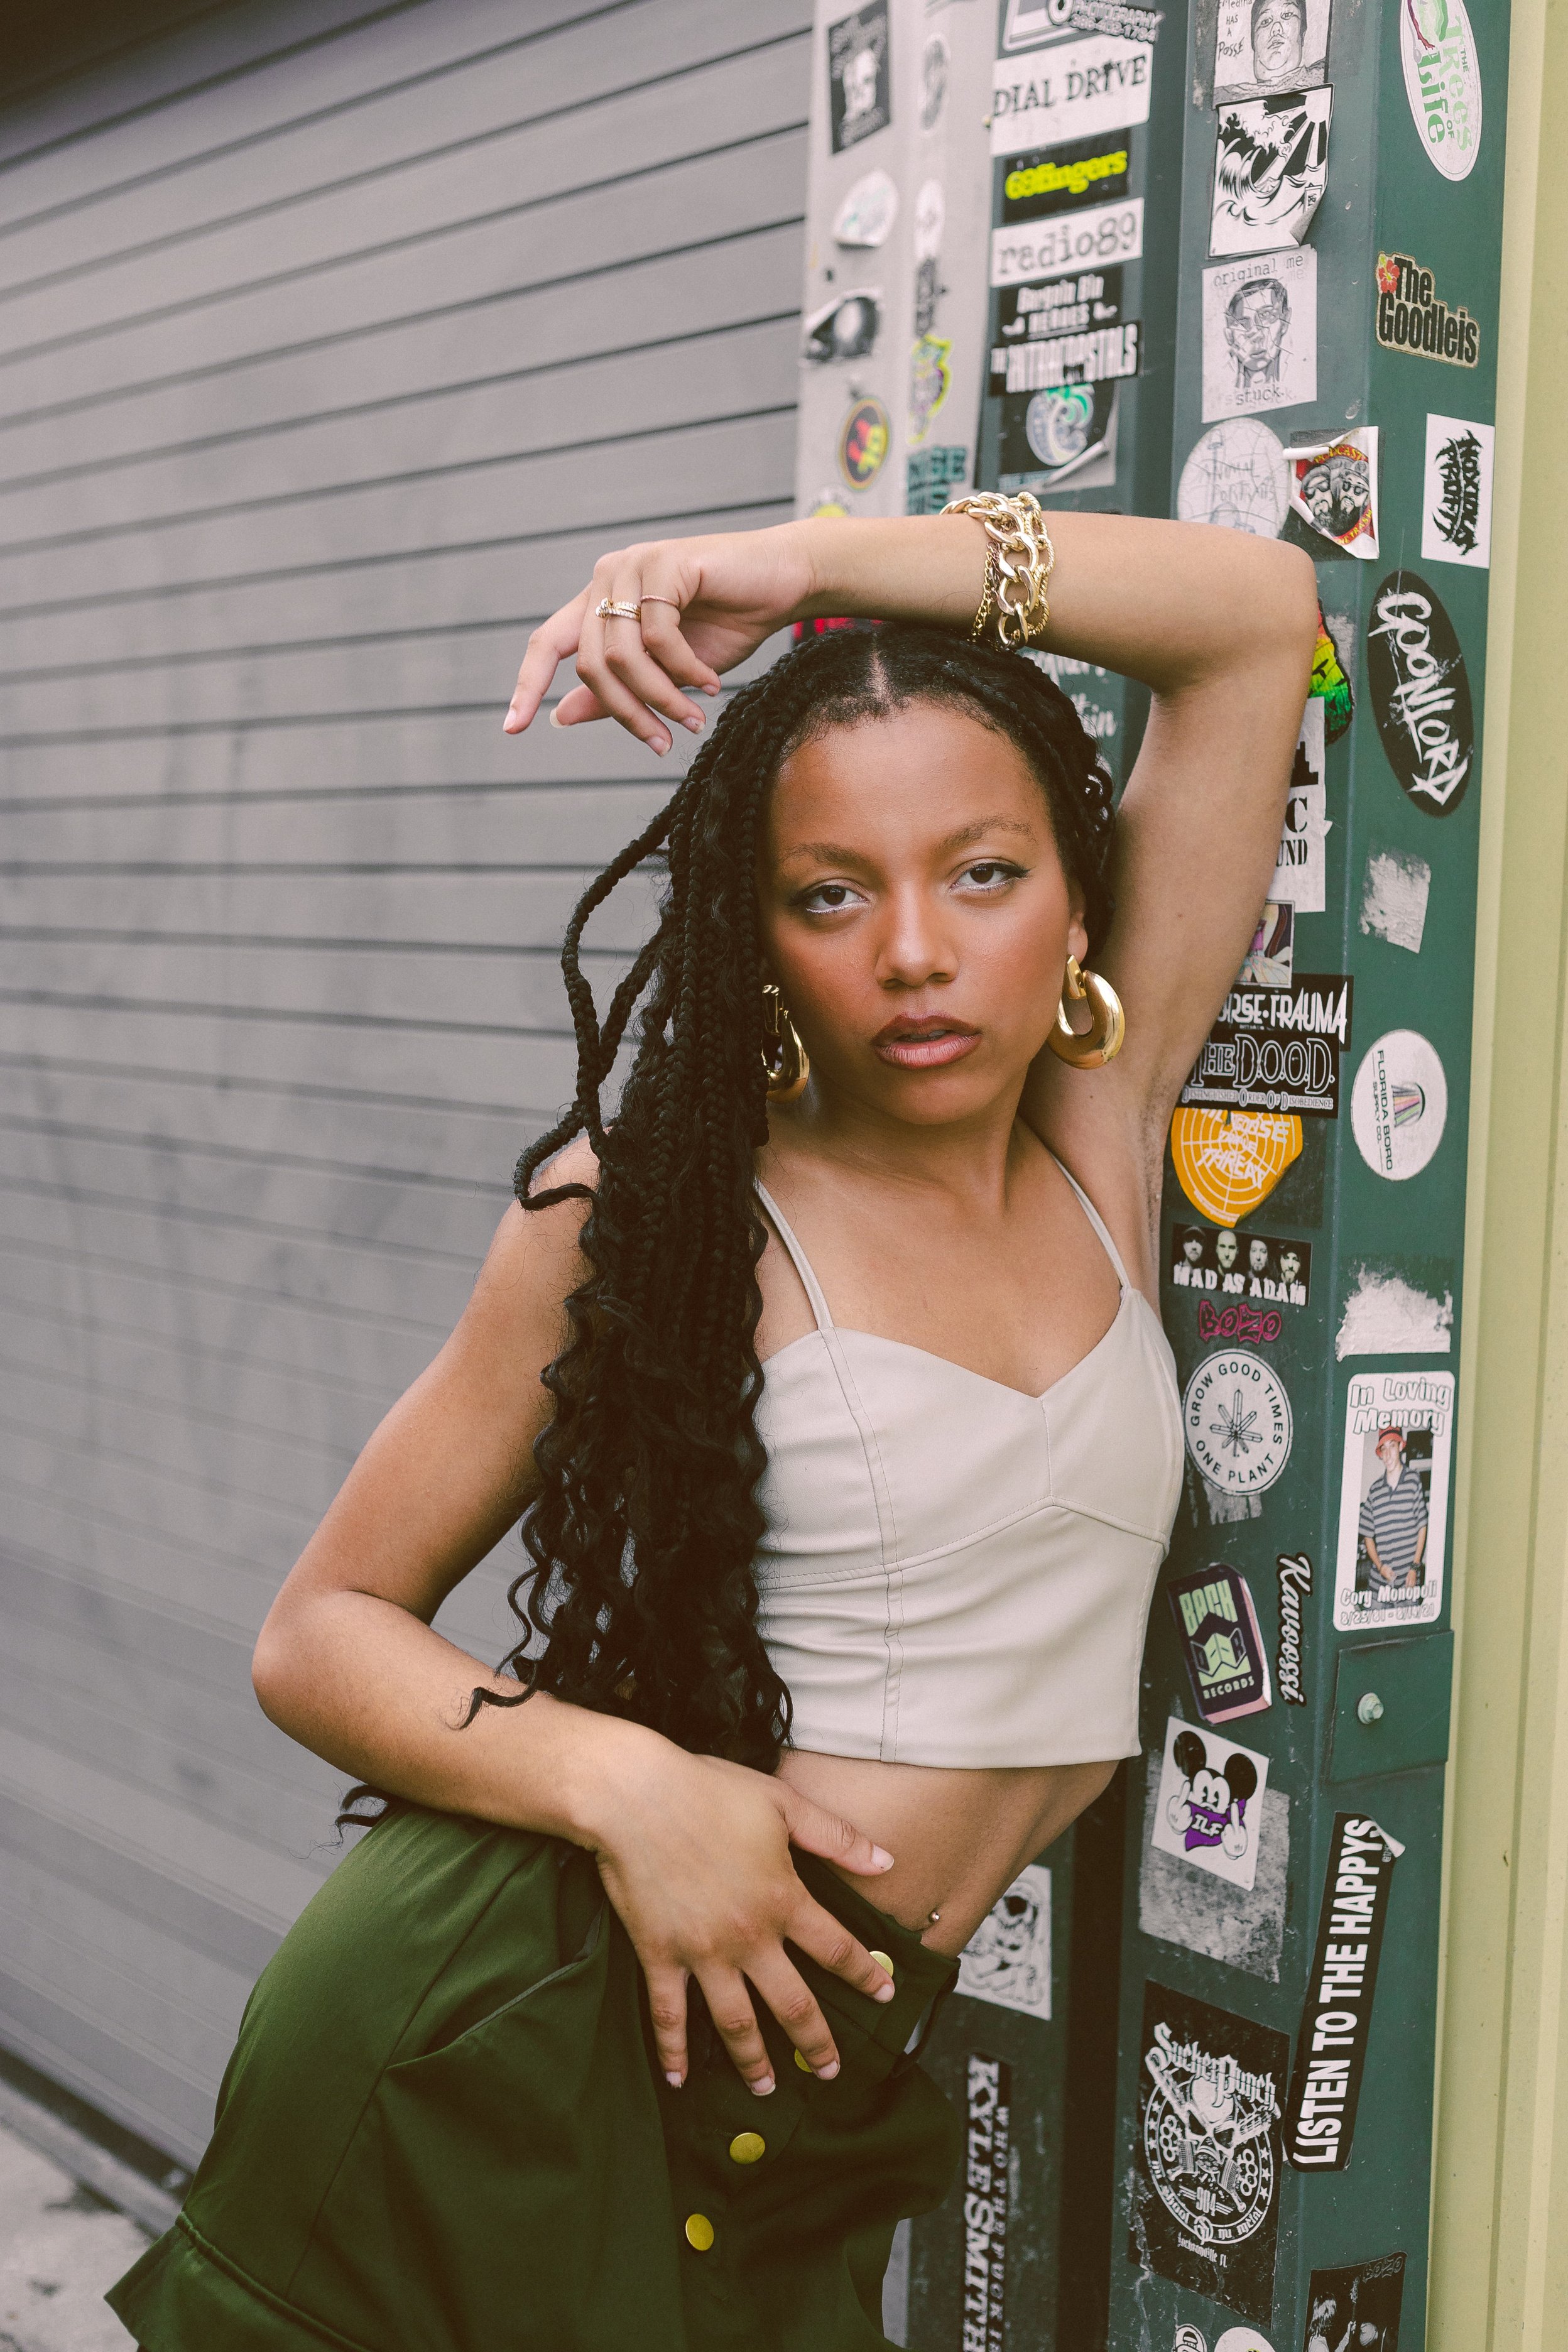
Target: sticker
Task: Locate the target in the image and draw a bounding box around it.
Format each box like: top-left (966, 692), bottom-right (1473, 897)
top-left (1238, 902), bottom-right (1293, 989)
top-left (1170, 1108), bottom-right (1304, 1226)
top-left (1422, 413), bottom-right (1493, 567)
top-left (1311, 601), bottom-right (1354, 740)
top-left (912, 177), bottom-right (945, 264)
top-left (956, 1863), bottom-right (1052, 2017)
top-left (1334, 1370), bottom-right (1454, 1628)
top-left (838, 395), bottom-right (891, 487)
top-left (1211, 89), bottom-right (1332, 257)
top-left (906, 444), bottom-right (968, 513)
top-left (908, 335), bottom-right (951, 443)
top-left (1002, 0), bottom-right (1163, 46)
top-left (828, 4), bottom-right (890, 154)
top-left (991, 34), bottom-right (1154, 156)
top-left (1217, 2333), bottom-right (1277, 2352)
top-left (1271, 700), bottom-right (1330, 913)
top-left (803, 289), bottom-right (882, 365)
top-left (920, 31), bottom-right (949, 132)
top-left (1305, 2252), bottom-right (1405, 2350)
top-left (1065, 0), bottom-right (1165, 35)
top-left (1001, 131), bottom-right (1135, 215)
top-left (1367, 570), bottom-right (1474, 816)
top-left (1283, 1816), bottom-right (1401, 2170)
top-left (989, 267), bottom-right (1140, 398)
top-left (804, 487), bottom-right (850, 521)
top-left (1350, 1028), bottom-right (1447, 1182)
top-left (1177, 418), bottom-right (1289, 536)
top-left (1336, 1266), bottom-right (1452, 1359)
top-left (1130, 1982), bottom-right (1287, 2325)
top-left (1172, 1226), bottom-right (1312, 1312)
top-left (1399, 0), bottom-right (1481, 182)
top-left (1174, 2329), bottom-right (1208, 2352)
top-left (1153, 1718), bottom-right (1271, 1892)
top-left (1214, 0), bottom-right (1331, 104)
top-left (832, 170), bottom-right (898, 249)
top-left (1288, 428), bottom-right (1380, 562)
top-left (1180, 973), bottom-right (1353, 1123)
top-left (998, 379), bottom-right (1119, 493)
top-left (1276, 1552), bottom-right (1311, 1704)
top-left (1003, 0), bottom-right (1077, 48)
top-left (1140, 1752), bottom-right (1290, 1979)
top-left (1168, 1564), bottom-right (1273, 1723)
top-left (1359, 848), bottom-right (1430, 953)
top-left (1375, 250), bottom-right (1479, 367)
top-left (964, 2055), bottom-right (1011, 2351)
top-left (1184, 1351), bottom-right (1293, 1503)
top-left (991, 195), bottom-right (1144, 288)
top-left (1202, 249), bottom-right (1317, 422)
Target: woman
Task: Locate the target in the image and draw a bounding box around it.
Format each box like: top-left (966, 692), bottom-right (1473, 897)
top-left (110, 502), bottom-right (1315, 2351)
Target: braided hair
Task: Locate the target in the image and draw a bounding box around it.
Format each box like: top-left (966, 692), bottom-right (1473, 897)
top-left (475, 623), bottom-right (1117, 1770)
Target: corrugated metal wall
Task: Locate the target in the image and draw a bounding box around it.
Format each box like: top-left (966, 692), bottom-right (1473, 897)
top-left (0, 0), bottom-right (808, 2165)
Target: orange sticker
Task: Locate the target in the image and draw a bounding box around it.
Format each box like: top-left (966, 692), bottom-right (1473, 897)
top-left (1169, 1107), bottom-right (1303, 1226)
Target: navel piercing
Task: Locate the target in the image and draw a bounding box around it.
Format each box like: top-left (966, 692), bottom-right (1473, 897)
top-left (928, 1908), bottom-right (942, 1924)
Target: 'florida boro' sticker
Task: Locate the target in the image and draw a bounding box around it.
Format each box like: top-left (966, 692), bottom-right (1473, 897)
top-left (1351, 1029), bottom-right (1447, 1182)
top-left (1153, 1718), bottom-right (1270, 1893)
top-left (991, 33), bottom-right (1153, 156)
top-left (1305, 2252), bottom-right (1405, 2350)
top-left (1214, 0), bottom-right (1330, 105)
top-left (1422, 413), bottom-right (1493, 569)
top-left (1177, 418), bottom-right (1288, 537)
top-left (1283, 1815), bottom-right (1403, 2170)
top-left (1210, 87), bottom-right (1332, 259)
top-left (1130, 1982), bottom-right (1287, 2326)
top-left (827, 4), bottom-right (890, 155)
top-left (1172, 1224), bottom-right (1311, 1315)
top-left (1276, 1551), bottom-right (1312, 1704)
top-left (1288, 427), bottom-right (1379, 562)
top-left (1375, 251), bottom-right (1479, 366)
top-left (962, 2055), bottom-right (1010, 2351)
top-left (1185, 1351), bottom-right (1293, 1501)
top-left (1202, 248), bottom-right (1316, 422)
top-left (1271, 699), bottom-right (1331, 913)
top-left (1181, 974), bottom-right (1353, 1122)
top-left (1399, 0), bottom-right (1481, 183)
top-left (956, 1863), bottom-right (1052, 2018)
top-left (1168, 1563), bottom-right (1273, 1723)
top-left (1334, 1371), bottom-right (1454, 1631)
top-left (1169, 1108), bottom-right (1303, 1227)
top-left (1366, 569), bottom-right (1474, 817)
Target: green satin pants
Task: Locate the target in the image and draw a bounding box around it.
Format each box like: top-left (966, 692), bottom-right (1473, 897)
top-left (108, 1804), bottom-right (959, 2352)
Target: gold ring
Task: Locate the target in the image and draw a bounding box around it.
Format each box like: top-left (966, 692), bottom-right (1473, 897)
top-left (595, 597), bottom-right (642, 622)
top-left (638, 594), bottom-right (682, 609)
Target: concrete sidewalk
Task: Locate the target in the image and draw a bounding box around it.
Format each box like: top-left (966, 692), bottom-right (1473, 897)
top-left (0, 2123), bottom-right (146, 2352)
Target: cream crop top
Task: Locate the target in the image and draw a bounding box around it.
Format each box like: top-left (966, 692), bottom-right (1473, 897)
top-left (751, 1161), bottom-right (1184, 1769)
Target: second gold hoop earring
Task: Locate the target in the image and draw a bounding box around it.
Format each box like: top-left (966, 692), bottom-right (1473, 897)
top-left (1047, 954), bottom-right (1126, 1069)
top-left (761, 984), bottom-right (810, 1102)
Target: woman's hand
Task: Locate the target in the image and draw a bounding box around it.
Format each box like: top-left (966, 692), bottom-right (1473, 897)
top-left (580, 1734), bottom-right (898, 2094)
top-left (504, 522), bottom-right (818, 756)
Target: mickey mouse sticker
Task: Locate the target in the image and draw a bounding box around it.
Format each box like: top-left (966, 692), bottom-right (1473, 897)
top-left (1152, 1716), bottom-right (1271, 1893)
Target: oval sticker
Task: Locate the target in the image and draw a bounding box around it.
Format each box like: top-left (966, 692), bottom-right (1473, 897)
top-left (838, 395), bottom-right (890, 488)
top-left (1399, 0), bottom-right (1482, 182)
top-left (1182, 1349), bottom-right (1292, 1497)
top-left (1366, 567), bottom-right (1475, 817)
top-left (1351, 1028), bottom-right (1449, 1180)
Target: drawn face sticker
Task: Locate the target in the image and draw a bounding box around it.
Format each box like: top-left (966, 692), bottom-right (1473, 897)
top-left (1249, 1239), bottom-right (1270, 1274)
top-left (1302, 463), bottom-right (1334, 523)
top-left (972, 1886), bottom-right (1040, 1963)
top-left (1251, 0), bottom-right (1307, 81)
top-left (1184, 1235), bottom-right (1206, 1265)
top-left (1216, 1230), bottom-right (1239, 1270)
top-left (1225, 280), bottom-right (1290, 382)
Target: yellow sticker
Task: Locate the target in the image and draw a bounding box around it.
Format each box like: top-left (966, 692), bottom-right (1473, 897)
top-left (1169, 1108), bottom-right (1303, 1227)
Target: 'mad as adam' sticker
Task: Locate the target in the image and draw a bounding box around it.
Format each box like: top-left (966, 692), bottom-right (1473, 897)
top-left (1283, 1815), bottom-right (1402, 2171)
top-left (1334, 1369), bottom-right (1454, 1632)
top-left (1130, 1980), bottom-right (1286, 2326)
top-left (1367, 568), bottom-right (1474, 817)
top-left (1152, 1716), bottom-right (1271, 1892)
top-left (1168, 1562), bottom-right (1272, 1723)
top-left (1172, 1226), bottom-right (1310, 1345)
top-left (962, 2054), bottom-right (1011, 2352)
top-left (1181, 974), bottom-right (1352, 1121)
top-left (1306, 2250), bottom-right (1406, 2351)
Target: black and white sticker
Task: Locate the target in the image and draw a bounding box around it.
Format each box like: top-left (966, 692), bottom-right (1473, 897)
top-left (963, 2054), bottom-right (1011, 2352)
top-left (1283, 1816), bottom-right (1403, 2171)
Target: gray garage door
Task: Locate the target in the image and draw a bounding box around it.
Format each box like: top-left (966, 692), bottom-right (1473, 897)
top-left (0, 0), bottom-right (808, 2165)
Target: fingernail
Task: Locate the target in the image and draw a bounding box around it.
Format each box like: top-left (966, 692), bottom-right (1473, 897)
top-left (650, 735), bottom-right (670, 756)
top-left (683, 712), bottom-right (704, 733)
top-left (816, 2058), bottom-right (840, 2080)
top-left (874, 1983), bottom-right (895, 2004)
top-left (704, 683), bottom-right (721, 695)
top-left (548, 707), bottom-right (565, 729)
top-left (665, 2071), bottom-right (683, 2090)
top-left (751, 2073), bottom-right (775, 2097)
top-left (871, 1846), bottom-right (895, 1870)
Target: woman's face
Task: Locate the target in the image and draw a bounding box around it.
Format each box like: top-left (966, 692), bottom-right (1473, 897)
top-left (759, 701), bottom-right (1086, 1129)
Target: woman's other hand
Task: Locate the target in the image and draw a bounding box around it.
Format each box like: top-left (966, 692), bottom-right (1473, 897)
top-left (504, 523), bottom-right (817, 754)
top-left (580, 1731), bottom-right (898, 2093)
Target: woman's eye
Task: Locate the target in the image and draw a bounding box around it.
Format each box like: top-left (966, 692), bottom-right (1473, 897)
top-left (799, 881), bottom-right (864, 913)
top-left (958, 861), bottom-right (1024, 891)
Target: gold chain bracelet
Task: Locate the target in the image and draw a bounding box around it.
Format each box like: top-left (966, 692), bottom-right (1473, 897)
top-left (940, 491), bottom-right (1056, 650)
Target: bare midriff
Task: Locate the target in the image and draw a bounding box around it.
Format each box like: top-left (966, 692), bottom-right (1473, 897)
top-left (775, 1749), bottom-right (1119, 1957)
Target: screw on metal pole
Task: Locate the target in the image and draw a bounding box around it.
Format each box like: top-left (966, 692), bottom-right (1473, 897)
top-left (1358, 1691), bottom-right (1386, 1726)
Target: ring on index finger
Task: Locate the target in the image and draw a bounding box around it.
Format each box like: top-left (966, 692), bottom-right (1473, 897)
top-left (595, 597), bottom-right (642, 623)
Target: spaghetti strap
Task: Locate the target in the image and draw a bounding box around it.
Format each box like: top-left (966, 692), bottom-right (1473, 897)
top-left (754, 1181), bottom-right (836, 1332)
top-left (1047, 1151), bottom-right (1131, 1296)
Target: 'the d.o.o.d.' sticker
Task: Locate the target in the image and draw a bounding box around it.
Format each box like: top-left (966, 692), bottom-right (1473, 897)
top-left (1183, 1351), bottom-right (1292, 1498)
top-left (1351, 1028), bottom-right (1448, 1181)
top-left (1367, 569), bottom-right (1475, 817)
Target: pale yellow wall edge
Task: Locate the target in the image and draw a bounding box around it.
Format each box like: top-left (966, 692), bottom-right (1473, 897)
top-left (1428, 0), bottom-right (1568, 2343)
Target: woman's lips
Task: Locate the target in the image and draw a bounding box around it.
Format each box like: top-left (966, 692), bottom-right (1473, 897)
top-left (872, 1022), bottom-right (981, 1070)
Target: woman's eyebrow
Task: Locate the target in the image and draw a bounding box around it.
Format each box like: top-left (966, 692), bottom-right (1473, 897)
top-left (778, 815), bottom-right (1036, 867)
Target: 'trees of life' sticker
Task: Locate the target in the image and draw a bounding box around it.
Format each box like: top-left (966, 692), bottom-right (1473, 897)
top-left (1399, 0), bottom-right (1482, 183)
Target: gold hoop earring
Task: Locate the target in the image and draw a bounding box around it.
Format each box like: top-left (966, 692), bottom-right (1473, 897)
top-left (1047, 954), bottom-right (1125, 1069)
top-left (761, 984), bottom-right (810, 1102)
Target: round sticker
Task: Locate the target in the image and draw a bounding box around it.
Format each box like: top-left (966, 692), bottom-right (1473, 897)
top-left (920, 33), bottom-right (949, 131)
top-left (1169, 1108), bottom-right (1304, 1226)
top-left (1176, 420), bottom-right (1288, 538)
top-left (832, 168), bottom-right (898, 249)
top-left (1025, 383), bottom-right (1097, 467)
top-left (1351, 1028), bottom-right (1448, 1180)
top-left (838, 396), bottom-right (890, 489)
top-left (1183, 1351), bottom-right (1292, 1497)
top-left (1214, 2332), bottom-right (1276, 2352)
top-left (913, 176), bottom-right (945, 263)
top-left (1173, 2328), bottom-right (1209, 2352)
top-left (1399, 0), bottom-right (1481, 182)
